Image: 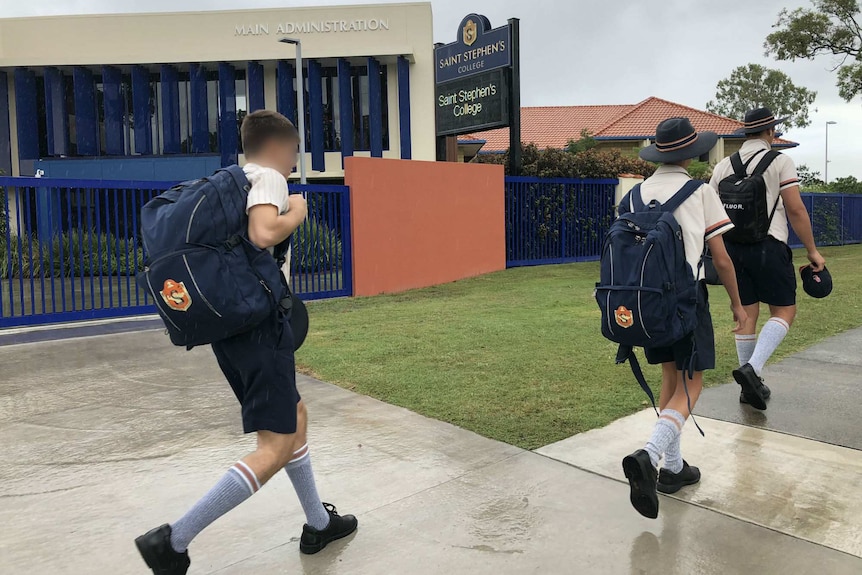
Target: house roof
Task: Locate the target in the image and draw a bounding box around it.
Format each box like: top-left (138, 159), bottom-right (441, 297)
top-left (463, 97), bottom-right (797, 151)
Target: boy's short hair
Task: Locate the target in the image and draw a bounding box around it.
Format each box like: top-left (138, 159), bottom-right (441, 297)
top-left (241, 110), bottom-right (299, 156)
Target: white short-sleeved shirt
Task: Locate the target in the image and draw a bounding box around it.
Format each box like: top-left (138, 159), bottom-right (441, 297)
top-left (625, 165), bottom-right (734, 281)
top-left (243, 163), bottom-right (291, 265)
top-left (709, 139), bottom-right (799, 244)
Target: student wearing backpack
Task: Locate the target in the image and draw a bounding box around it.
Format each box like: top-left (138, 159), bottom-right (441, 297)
top-left (599, 117), bottom-right (747, 519)
top-left (135, 111), bottom-right (357, 575)
top-left (710, 108), bottom-right (827, 410)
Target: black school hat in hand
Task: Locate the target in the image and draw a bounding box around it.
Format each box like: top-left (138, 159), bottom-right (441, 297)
top-left (800, 265), bottom-right (833, 299)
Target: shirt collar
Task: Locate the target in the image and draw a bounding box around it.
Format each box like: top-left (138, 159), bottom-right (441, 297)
top-left (741, 139), bottom-right (770, 152)
top-left (653, 165), bottom-right (691, 176)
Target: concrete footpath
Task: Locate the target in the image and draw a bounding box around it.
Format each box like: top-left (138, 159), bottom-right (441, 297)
top-left (1, 327), bottom-right (861, 574)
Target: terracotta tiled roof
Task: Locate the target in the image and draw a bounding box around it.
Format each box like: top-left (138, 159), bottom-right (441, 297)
top-left (462, 104), bottom-right (634, 151)
top-left (462, 97), bottom-right (796, 151)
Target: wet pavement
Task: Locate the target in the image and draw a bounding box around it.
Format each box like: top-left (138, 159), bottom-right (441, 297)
top-left (2, 327), bottom-right (861, 574)
top-left (696, 327), bottom-right (862, 450)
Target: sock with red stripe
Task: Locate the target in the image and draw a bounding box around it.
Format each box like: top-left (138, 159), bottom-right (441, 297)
top-left (169, 461), bottom-right (260, 552)
top-left (749, 317), bottom-right (790, 376)
top-left (285, 444), bottom-right (330, 531)
top-left (735, 334), bottom-right (757, 366)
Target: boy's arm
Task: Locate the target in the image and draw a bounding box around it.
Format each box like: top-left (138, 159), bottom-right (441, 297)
top-left (707, 235), bottom-right (746, 333)
top-left (248, 195), bottom-right (308, 249)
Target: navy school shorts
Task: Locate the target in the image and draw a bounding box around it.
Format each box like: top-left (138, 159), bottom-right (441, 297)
top-left (644, 282), bottom-right (715, 372)
top-left (211, 314), bottom-right (300, 435)
top-left (725, 236), bottom-right (797, 307)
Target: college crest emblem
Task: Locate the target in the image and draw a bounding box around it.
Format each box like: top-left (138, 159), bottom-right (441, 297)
top-left (614, 306), bottom-right (634, 328)
top-left (463, 19), bottom-right (478, 46)
top-left (160, 279), bottom-right (192, 312)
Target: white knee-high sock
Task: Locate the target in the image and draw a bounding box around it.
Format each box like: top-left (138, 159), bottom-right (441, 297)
top-left (661, 410), bottom-right (687, 474)
top-left (285, 444), bottom-right (330, 531)
top-left (735, 334), bottom-right (757, 367)
top-left (644, 409), bottom-right (685, 469)
top-left (170, 461), bottom-right (260, 552)
top-left (749, 318), bottom-right (790, 376)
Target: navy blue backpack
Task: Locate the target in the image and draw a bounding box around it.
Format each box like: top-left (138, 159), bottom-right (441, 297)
top-left (595, 180), bottom-right (702, 411)
top-left (137, 166), bottom-right (287, 348)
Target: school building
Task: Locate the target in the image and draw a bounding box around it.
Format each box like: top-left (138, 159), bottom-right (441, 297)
top-left (0, 3), bottom-right (435, 180)
top-left (460, 97), bottom-right (798, 162)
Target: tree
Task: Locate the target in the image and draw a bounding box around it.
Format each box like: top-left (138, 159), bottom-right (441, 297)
top-left (765, 0), bottom-right (862, 102)
top-left (565, 129), bottom-right (597, 155)
top-left (706, 64), bottom-right (817, 129)
top-left (797, 164), bottom-right (825, 188)
top-left (828, 175), bottom-right (862, 194)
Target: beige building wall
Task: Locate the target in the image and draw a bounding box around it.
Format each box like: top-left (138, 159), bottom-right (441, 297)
top-left (0, 3), bottom-right (435, 178)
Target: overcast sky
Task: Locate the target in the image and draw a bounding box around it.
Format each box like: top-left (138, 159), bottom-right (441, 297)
top-left (2, 0), bottom-right (860, 180)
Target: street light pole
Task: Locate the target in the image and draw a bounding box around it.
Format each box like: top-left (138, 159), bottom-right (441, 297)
top-left (825, 121), bottom-right (837, 184)
top-left (279, 37), bottom-right (307, 184)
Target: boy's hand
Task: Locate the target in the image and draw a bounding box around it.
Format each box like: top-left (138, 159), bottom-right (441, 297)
top-left (289, 194), bottom-right (309, 220)
top-left (730, 304), bottom-right (747, 333)
top-left (807, 249), bottom-right (826, 272)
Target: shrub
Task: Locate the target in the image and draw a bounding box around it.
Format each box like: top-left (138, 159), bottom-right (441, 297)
top-left (478, 144), bottom-right (656, 179)
top-left (292, 218), bottom-right (343, 274)
top-left (0, 186), bottom-right (7, 239)
top-left (687, 160), bottom-right (714, 181)
top-left (0, 230), bottom-right (144, 279)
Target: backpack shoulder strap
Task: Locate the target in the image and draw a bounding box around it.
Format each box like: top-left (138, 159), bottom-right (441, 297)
top-left (660, 179), bottom-right (702, 213)
top-left (616, 346), bottom-right (658, 415)
top-left (751, 150), bottom-right (781, 176)
top-left (219, 164), bottom-right (252, 193)
top-left (629, 184), bottom-right (645, 213)
top-left (729, 152), bottom-right (746, 178)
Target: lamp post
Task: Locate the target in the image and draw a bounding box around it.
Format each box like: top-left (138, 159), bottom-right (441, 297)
top-left (279, 37), bottom-right (307, 184)
top-left (825, 121), bottom-right (837, 184)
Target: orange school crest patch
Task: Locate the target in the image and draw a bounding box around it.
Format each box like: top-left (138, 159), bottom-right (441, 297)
top-left (160, 279), bottom-right (192, 312)
top-left (614, 306), bottom-right (634, 328)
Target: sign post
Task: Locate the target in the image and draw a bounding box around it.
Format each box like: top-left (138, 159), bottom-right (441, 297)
top-left (508, 18), bottom-right (521, 176)
top-left (434, 14), bottom-right (521, 173)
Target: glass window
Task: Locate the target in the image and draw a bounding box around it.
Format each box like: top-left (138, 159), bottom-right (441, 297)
top-left (179, 77), bottom-right (190, 153)
top-left (236, 74), bottom-right (247, 154)
top-left (207, 77), bottom-right (219, 152)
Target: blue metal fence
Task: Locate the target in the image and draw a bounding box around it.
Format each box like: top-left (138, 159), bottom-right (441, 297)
top-left (0, 177), bottom-right (352, 328)
top-left (788, 193), bottom-right (862, 248)
top-left (505, 176), bottom-right (618, 267)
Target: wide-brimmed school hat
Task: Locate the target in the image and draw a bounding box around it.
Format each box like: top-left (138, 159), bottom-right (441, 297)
top-left (639, 117), bottom-right (719, 164)
top-left (800, 265), bottom-right (833, 299)
top-left (735, 107), bottom-right (789, 135)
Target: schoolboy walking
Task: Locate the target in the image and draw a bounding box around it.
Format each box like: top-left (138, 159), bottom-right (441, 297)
top-left (602, 118), bottom-right (747, 519)
top-left (135, 111), bottom-right (357, 574)
top-left (710, 108), bottom-right (826, 409)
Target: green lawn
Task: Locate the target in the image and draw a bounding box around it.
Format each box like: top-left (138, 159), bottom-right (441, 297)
top-left (296, 245), bottom-right (862, 450)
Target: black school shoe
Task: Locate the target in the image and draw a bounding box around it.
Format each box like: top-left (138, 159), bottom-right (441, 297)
top-left (299, 503), bottom-right (358, 554)
top-left (732, 363), bottom-right (768, 410)
top-left (657, 461), bottom-right (701, 494)
top-left (740, 381), bottom-right (771, 405)
top-left (135, 524), bottom-right (190, 575)
top-left (622, 450), bottom-right (659, 519)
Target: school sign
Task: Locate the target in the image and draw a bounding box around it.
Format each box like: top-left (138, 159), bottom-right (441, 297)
top-left (434, 14), bottom-right (522, 173)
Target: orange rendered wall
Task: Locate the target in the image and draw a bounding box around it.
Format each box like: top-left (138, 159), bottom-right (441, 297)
top-left (344, 157), bottom-right (506, 297)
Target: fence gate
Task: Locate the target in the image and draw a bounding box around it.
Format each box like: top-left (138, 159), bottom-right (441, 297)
top-left (0, 177), bottom-right (352, 328)
top-left (505, 176), bottom-right (618, 267)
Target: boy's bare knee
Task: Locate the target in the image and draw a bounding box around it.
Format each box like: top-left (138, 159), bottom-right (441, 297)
top-left (257, 430), bottom-right (301, 469)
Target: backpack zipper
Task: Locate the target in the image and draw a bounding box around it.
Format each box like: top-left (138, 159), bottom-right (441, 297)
top-left (186, 195), bottom-right (208, 243)
top-left (639, 243), bottom-right (655, 339)
top-left (182, 254), bottom-right (223, 318)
